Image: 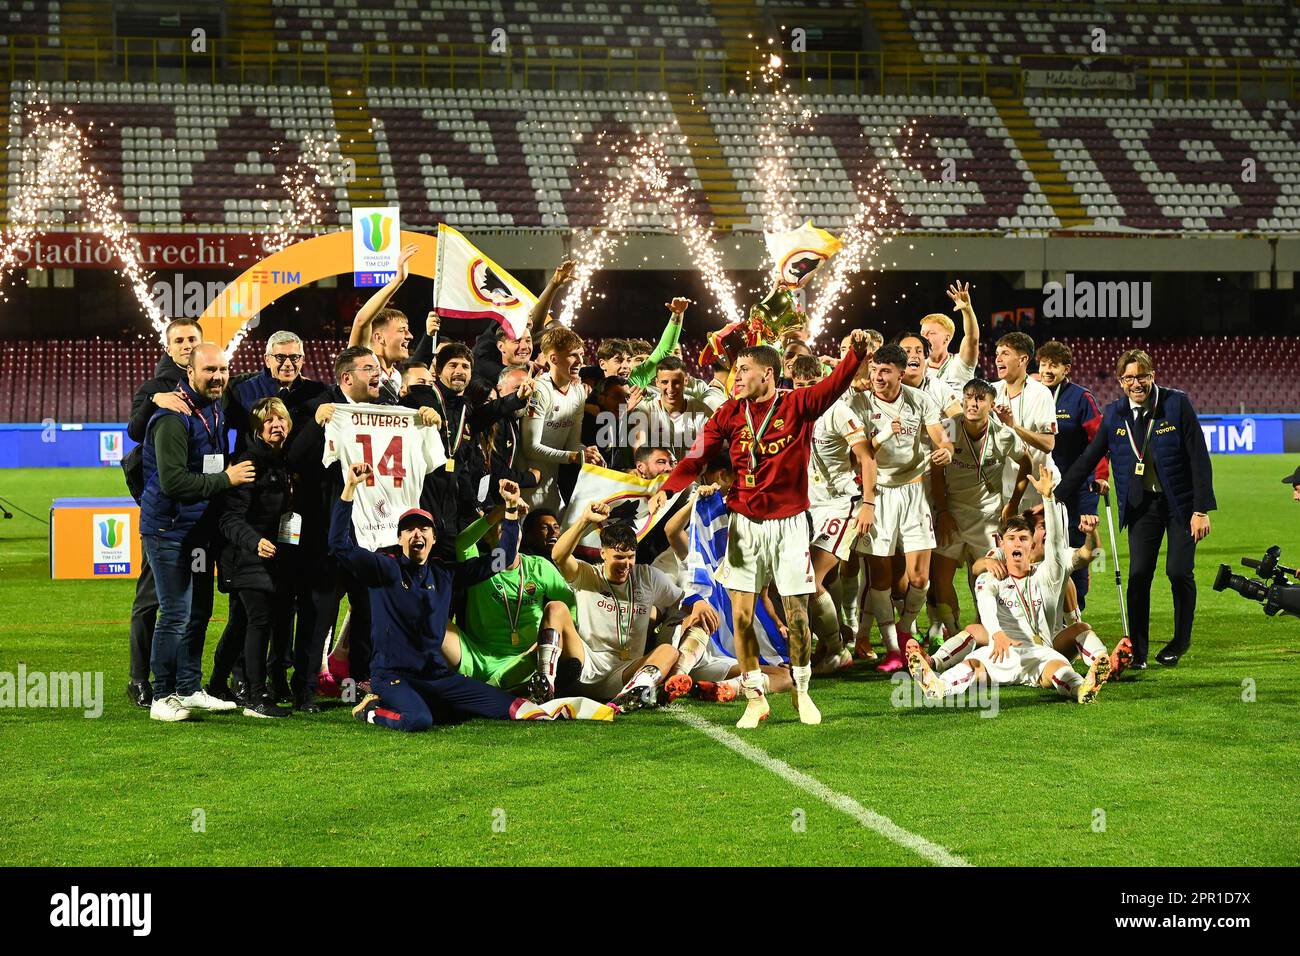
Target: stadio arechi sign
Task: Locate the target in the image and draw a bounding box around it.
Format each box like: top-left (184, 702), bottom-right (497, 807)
top-left (197, 228), bottom-right (438, 352)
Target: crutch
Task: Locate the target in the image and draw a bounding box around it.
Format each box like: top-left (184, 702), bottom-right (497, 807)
top-left (1100, 489), bottom-right (1130, 640)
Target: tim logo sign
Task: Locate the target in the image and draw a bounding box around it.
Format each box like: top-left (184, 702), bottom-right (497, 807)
top-left (1199, 416), bottom-right (1283, 454)
top-left (93, 514), bottom-right (132, 576)
top-left (352, 205), bottom-right (401, 287)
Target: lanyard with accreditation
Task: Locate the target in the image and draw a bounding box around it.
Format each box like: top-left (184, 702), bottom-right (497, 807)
top-left (1127, 388), bottom-right (1159, 477)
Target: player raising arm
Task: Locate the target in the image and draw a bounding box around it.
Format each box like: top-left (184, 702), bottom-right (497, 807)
top-left (647, 329), bottom-right (873, 728)
top-left (907, 466), bottom-right (1111, 705)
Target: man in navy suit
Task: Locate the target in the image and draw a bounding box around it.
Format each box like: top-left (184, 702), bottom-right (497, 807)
top-left (1057, 348), bottom-right (1215, 668)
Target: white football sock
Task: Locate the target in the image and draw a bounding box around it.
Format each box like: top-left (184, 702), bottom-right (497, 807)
top-left (1074, 629), bottom-right (1108, 667)
top-left (869, 589), bottom-right (898, 654)
top-left (1050, 666), bottom-right (1084, 699)
top-left (809, 591), bottom-right (843, 655)
top-left (618, 663), bottom-right (661, 696)
top-left (671, 628), bottom-right (708, 677)
top-left (900, 584), bottom-right (928, 634)
top-left (536, 628), bottom-right (561, 685)
top-left (940, 662), bottom-right (978, 697)
top-left (791, 663), bottom-right (811, 696)
top-left (720, 671), bottom-right (768, 695)
top-left (932, 630), bottom-right (977, 672)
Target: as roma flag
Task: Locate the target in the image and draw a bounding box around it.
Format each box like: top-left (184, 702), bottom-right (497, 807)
top-left (432, 223), bottom-right (537, 338)
top-left (764, 220), bottom-right (842, 289)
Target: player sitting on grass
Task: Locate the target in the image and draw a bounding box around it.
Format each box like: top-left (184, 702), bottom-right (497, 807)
top-left (907, 466), bottom-right (1111, 705)
top-left (439, 500), bottom-right (582, 703)
top-left (551, 502), bottom-right (721, 713)
top-left (333, 466), bottom-right (613, 728)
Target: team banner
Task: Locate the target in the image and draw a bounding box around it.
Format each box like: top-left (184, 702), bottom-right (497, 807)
top-left (352, 206), bottom-right (401, 287)
top-left (433, 223), bottom-right (538, 339)
top-left (561, 463), bottom-right (680, 553)
top-left (685, 492), bottom-right (790, 664)
top-left (764, 220), bottom-right (842, 289)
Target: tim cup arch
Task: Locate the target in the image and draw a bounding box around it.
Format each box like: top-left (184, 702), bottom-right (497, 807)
top-left (197, 229), bottom-right (438, 351)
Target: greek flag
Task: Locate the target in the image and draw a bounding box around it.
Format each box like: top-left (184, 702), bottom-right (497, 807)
top-left (685, 493), bottom-right (789, 664)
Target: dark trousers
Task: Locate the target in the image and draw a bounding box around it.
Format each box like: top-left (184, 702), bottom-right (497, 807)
top-left (1125, 492), bottom-right (1197, 662)
top-left (1063, 500), bottom-right (1092, 611)
top-left (369, 669), bottom-right (517, 732)
top-left (212, 590), bottom-right (293, 700)
top-left (292, 558), bottom-right (340, 693)
top-left (143, 536), bottom-right (215, 698)
top-left (128, 548), bottom-right (158, 682)
top-left (342, 571), bottom-right (373, 683)
top-left (212, 590), bottom-right (294, 689)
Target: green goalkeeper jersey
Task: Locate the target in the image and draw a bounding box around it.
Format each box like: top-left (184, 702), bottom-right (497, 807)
top-left (464, 554), bottom-right (576, 657)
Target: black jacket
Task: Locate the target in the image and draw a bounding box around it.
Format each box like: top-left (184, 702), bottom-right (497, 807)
top-left (284, 384), bottom-right (349, 556)
top-left (128, 354), bottom-right (187, 443)
top-left (217, 436), bottom-right (297, 593)
top-left (225, 368), bottom-right (327, 455)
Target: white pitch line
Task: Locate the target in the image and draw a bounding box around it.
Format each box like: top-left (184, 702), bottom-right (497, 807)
top-left (669, 708), bottom-right (971, 867)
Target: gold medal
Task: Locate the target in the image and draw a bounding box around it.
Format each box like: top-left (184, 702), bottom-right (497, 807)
top-left (620, 648), bottom-right (631, 661)
top-left (1134, 462), bottom-right (1145, 476)
top-left (744, 473), bottom-right (756, 487)
top-left (510, 629), bottom-right (520, 646)
top-left (445, 459), bottom-right (456, 472)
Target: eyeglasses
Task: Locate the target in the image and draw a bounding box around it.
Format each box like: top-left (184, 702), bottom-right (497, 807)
top-left (351, 364), bottom-right (381, 375)
top-left (270, 354), bottom-right (304, 365)
top-left (1119, 373), bottom-right (1154, 385)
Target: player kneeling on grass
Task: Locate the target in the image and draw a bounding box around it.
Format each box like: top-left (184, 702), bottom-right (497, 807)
top-left (331, 465), bottom-right (613, 728)
top-left (907, 467), bottom-right (1111, 704)
top-left (551, 502), bottom-right (721, 714)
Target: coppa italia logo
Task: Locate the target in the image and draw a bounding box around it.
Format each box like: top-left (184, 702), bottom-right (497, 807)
top-left (361, 212), bottom-right (392, 252)
top-left (98, 517), bottom-right (123, 549)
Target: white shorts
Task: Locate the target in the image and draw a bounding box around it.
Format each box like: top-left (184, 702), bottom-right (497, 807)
top-left (968, 642), bottom-right (1070, 687)
top-left (857, 482), bottom-right (935, 557)
top-left (523, 467), bottom-right (563, 512)
top-left (809, 496), bottom-right (861, 561)
top-left (577, 651), bottom-right (634, 701)
top-left (715, 511), bottom-right (815, 596)
top-left (688, 644), bottom-right (739, 682)
top-left (935, 506), bottom-right (999, 563)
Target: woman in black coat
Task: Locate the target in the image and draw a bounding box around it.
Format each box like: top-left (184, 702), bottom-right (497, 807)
top-left (209, 397), bottom-right (300, 718)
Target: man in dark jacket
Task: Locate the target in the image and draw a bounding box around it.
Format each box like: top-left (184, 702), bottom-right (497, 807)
top-left (123, 318), bottom-right (201, 708)
top-left (139, 343), bottom-right (255, 722)
top-left (333, 466), bottom-right (612, 728)
top-left (1058, 348), bottom-right (1215, 668)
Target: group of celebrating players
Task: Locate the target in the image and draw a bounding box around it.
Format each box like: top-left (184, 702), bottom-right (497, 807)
top-left (129, 248), bottom-right (1135, 730)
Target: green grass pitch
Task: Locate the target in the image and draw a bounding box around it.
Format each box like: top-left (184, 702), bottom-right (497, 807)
top-left (1, 458), bottom-right (1297, 866)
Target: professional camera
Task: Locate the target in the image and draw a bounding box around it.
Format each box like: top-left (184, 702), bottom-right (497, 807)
top-left (1213, 546), bottom-right (1300, 618)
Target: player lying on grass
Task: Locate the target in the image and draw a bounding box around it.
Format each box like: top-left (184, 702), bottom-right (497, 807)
top-left (551, 502), bottom-right (721, 713)
top-left (907, 466), bottom-right (1112, 704)
top-left (331, 465), bottom-right (613, 728)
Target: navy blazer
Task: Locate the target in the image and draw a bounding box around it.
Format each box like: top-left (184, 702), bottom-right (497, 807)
top-left (1057, 385), bottom-right (1215, 530)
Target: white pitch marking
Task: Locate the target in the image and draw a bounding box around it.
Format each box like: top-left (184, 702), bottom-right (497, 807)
top-left (670, 708), bottom-right (971, 867)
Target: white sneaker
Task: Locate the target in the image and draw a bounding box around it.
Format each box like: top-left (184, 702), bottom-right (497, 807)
top-left (180, 688), bottom-right (238, 712)
top-left (813, 648), bottom-right (853, 675)
top-left (150, 694), bottom-right (193, 722)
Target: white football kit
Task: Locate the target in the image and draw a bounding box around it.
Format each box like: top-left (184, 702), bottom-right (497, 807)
top-left (520, 372), bottom-right (585, 511)
top-left (927, 353), bottom-right (976, 392)
top-left (936, 415), bottom-right (1026, 562)
top-left (993, 377), bottom-right (1059, 505)
top-left (323, 403), bottom-right (447, 549)
top-left (570, 562), bottom-right (686, 699)
top-left (808, 396), bottom-right (868, 561)
top-left (969, 495), bottom-right (1074, 687)
top-left (857, 384), bottom-right (941, 556)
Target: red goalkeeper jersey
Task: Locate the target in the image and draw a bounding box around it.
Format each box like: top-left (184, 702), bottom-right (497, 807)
top-left (662, 350), bottom-right (863, 521)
